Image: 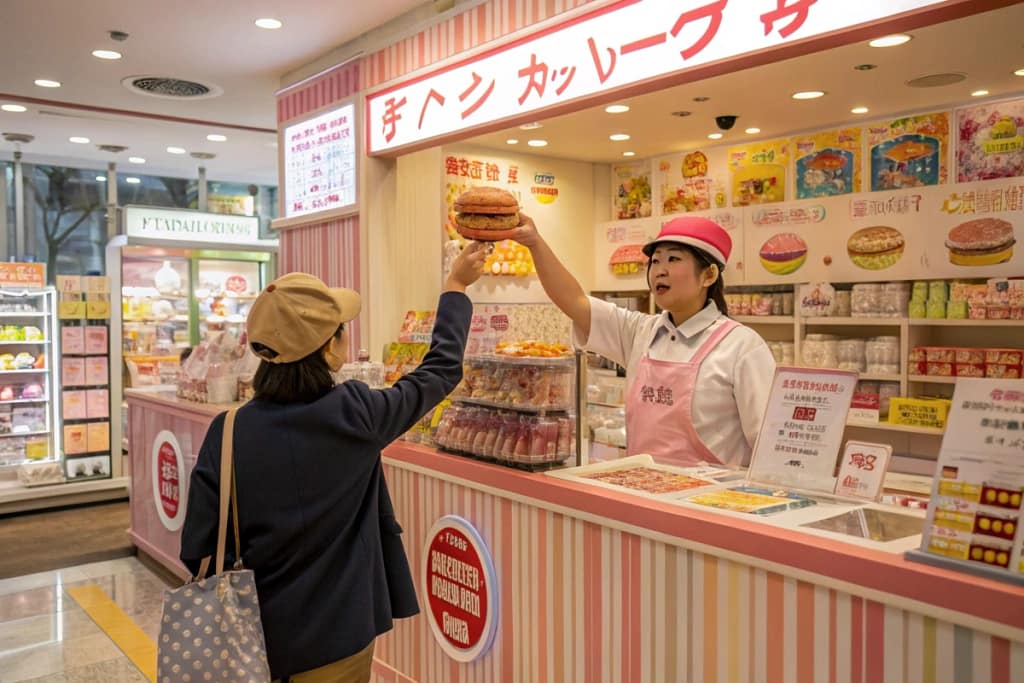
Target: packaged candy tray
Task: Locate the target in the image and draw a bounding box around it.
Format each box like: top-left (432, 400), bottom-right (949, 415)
top-left (451, 354), bottom-right (574, 412)
top-left (433, 403), bottom-right (575, 470)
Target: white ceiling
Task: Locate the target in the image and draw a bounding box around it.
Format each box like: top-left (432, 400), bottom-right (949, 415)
top-left (467, 4), bottom-right (1024, 164)
top-left (0, 0), bottom-right (429, 185)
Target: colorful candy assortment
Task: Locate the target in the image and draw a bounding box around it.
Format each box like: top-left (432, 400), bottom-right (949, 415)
top-left (433, 404), bottom-right (575, 467)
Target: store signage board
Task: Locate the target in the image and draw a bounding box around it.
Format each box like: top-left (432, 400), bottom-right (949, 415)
top-left (367, 0), bottom-right (948, 154)
top-left (274, 100), bottom-right (358, 229)
top-left (748, 367), bottom-right (858, 492)
top-left (834, 441), bottom-right (893, 500)
top-left (908, 379), bottom-right (1024, 583)
top-left (152, 430), bottom-right (186, 532)
top-left (123, 206), bottom-right (265, 246)
top-left (0, 262), bottom-right (45, 288)
top-left (422, 515), bottom-right (498, 662)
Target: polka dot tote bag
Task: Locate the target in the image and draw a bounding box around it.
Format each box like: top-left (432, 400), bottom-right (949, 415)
top-left (157, 409), bottom-right (271, 682)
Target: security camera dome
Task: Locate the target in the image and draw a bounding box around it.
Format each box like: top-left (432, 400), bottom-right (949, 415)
top-left (715, 115), bottom-right (738, 130)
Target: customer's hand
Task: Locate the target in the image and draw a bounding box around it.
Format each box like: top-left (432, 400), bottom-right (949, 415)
top-left (509, 213), bottom-right (542, 248)
top-left (445, 241), bottom-right (488, 292)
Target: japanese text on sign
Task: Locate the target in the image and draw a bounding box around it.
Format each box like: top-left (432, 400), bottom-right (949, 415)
top-left (283, 102), bottom-right (357, 218)
top-left (368, 0), bottom-right (948, 153)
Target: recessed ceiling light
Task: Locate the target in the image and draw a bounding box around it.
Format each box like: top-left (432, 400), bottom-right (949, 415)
top-left (166, 146), bottom-right (186, 154)
top-left (622, 151), bottom-right (635, 157)
top-left (1015, 68), bottom-right (1024, 77)
top-left (91, 49), bottom-right (122, 60)
top-left (853, 64), bottom-right (877, 71)
top-left (605, 105), bottom-right (630, 114)
top-left (125, 177), bottom-right (141, 184)
top-left (745, 127), bottom-right (761, 135)
top-left (34, 79), bottom-right (61, 88)
top-left (95, 175), bottom-right (107, 182)
top-left (971, 89), bottom-right (990, 97)
top-left (851, 106), bottom-right (870, 114)
top-left (1, 104), bottom-right (26, 113)
top-left (609, 133), bottom-right (630, 141)
top-left (206, 134), bottom-right (227, 142)
top-left (792, 90), bottom-right (825, 100)
top-left (255, 18), bottom-right (282, 29)
top-left (708, 133), bottom-right (723, 140)
top-left (519, 122), bottom-right (543, 130)
top-left (869, 34), bottom-right (911, 48)
top-left (692, 96), bottom-right (710, 102)
top-left (526, 139), bottom-right (548, 147)
top-left (671, 110), bottom-right (692, 117)
top-left (69, 136), bottom-right (90, 144)
top-left (505, 139), bottom-right (519, 145)
top-left (128, 156), bottom-right (145, 164)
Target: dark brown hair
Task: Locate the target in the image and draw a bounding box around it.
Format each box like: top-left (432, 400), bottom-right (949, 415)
top-left (252, 324), bottom-right (344, 403)
top-left (647, 243), bottom-right (729, 316)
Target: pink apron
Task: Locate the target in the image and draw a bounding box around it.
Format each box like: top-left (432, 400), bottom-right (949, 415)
top-left (625, 319), bottom-right (739, 467)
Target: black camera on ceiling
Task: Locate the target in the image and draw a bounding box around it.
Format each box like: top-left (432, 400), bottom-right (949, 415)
top-left (715, 115), bottom-right (738, 131)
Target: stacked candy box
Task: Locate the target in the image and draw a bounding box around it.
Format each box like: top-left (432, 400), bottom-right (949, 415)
top-left (458, 354), bottom-right (574, 411)
top-left (433, 404), bottom-right (575, 469)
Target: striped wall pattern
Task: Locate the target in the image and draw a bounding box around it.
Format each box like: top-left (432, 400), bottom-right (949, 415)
top-left (276, 62), bottom-right (360, 124)
top-left (278, 216), bottom-right (361, 358)
top-left (362, 0), bottom-right (598, 89)
top-left (376, 462), bottom-right (1024, 683)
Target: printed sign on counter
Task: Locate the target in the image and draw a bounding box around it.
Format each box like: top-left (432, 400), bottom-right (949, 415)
top-left (916, 379), bottom-right (1024, 579)
top-left (834, 441), bottom-right (893, 500)
top-left (422, 515), bottom-right (498, 662)
top-left (152, 430), bottom-right (186, 532)
top-left (748, 367), bottom-right (858, 492)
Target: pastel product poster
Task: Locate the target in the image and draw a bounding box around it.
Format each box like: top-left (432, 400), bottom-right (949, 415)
top-left (868, 112), bottom-right (949, 191)
top-left (64, 424), bottom-right (88, 454)
top-left (62, 357), bottom-right (86, 386)
top-left (84, 326), bottom-right (108, 355)
top-left (656, 148), bottom-right (728, 214)
top-left (61, 326), bottom-right (85, 354)
top-left (86, 389), bottom-right (109, 419)
top-left (85, 356), bottom-right (109, 386)
top-left (87, 421), bottom-right (110, 453)
top-left (62, 390), bottom-right (87, 420)
top-left (729, 138), bottom-right (789, 206)
top-left (957, 99), bottom-right (1024, 181)
top-left (611, 161), bottom-right (653, 219)
top-left (794, 128), bottom-right (862, 198)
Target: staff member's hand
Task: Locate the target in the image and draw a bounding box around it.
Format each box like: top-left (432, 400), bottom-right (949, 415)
top-left (509, 213), bottom-right (541, 248)
top-left (445, 241), bottom-right (488, 292)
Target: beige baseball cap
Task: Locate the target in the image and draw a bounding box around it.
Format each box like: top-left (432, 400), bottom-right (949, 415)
top-left (246, 272), bottom-right (361, 364)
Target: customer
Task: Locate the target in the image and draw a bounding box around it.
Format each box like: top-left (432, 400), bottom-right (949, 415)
top-left (180, 241), bottom-right (487, 682)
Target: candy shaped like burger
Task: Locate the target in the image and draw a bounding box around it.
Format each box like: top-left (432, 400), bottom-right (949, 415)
top-left (453, 187), bottom-right (521, 241)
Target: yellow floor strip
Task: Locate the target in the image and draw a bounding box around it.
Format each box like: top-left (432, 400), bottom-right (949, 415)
top-left (67, 584), bottom-right (157, 682)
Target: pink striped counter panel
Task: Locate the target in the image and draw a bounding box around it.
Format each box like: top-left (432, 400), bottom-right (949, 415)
top-left (375, 443), bottom-right (1024, 683)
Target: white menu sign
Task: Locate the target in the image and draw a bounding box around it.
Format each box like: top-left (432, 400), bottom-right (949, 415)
top-left (834, 441), bottom-right (893, 500)
top-left (282, 101), bottom-right (357, 219)
top-left (748, 367), bottom-right (858, 491)
top-left (918, 379), bottom-right (1024, 577)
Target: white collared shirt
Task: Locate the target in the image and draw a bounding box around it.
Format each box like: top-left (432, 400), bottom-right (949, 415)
top-left (575, 297), bottom-right (776, 467)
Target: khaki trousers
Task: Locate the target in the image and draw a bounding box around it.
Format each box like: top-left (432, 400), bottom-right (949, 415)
top-left (273, 641), bottom-right (375, 683)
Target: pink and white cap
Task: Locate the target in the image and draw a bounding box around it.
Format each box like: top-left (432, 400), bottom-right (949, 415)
top-left (642, 216), bottom-right (732, 265)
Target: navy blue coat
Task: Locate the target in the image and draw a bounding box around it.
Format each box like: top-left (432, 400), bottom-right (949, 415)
top-left (180, 291), bottom-right (471, 678)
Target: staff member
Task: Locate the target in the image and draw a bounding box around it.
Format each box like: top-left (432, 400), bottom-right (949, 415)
top-left (512, 215), bottom-right (774, 468)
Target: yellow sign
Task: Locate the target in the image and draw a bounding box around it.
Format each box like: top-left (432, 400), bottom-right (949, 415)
top-left (728, 138), bottom-right (789, 206)
top-left (0, 262), bottom-right (45, 288)
top-left (59, 301), bottom-right (87, 319)
top-left (86, 301), bottom-right (111, 319)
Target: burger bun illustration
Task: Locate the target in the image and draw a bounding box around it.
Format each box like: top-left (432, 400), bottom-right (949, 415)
top-left (847, 226), bottom-right (906, 270)
top-left (452, 187), bottom-right (521, 241)
top-left (945, 218), bottom-right (1016, 266)
top-left (759, 232), bottom-right (808, 275)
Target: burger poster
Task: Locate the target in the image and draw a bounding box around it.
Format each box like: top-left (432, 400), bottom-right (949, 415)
top-left (728, 138), bottom-right (789, 206)
top-left (794, 128), bottom-right (862, 199)
top-left (655, 147), bottom-right (728, 215)
top-left (868, 112), bottom-right (949, 192)
top-left (957, 98), bottom-right (1024, 182)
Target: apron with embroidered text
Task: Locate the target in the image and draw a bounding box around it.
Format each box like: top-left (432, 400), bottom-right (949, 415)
top-left (625, 319), bottom-right (739, 467)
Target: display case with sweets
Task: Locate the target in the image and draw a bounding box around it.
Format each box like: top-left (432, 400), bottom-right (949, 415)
top-left (433, 403), bottom-right (576, 469)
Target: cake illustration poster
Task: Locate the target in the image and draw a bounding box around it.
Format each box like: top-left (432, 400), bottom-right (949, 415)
top-left (957, 99), bottom-right (1024, 182)
top-left (728, 138), bottom-right (789, 206)
top-left (656, 147), bottom-right (728, 214)
top-left (868, 112), bottom-right (949, 191)
top-left (794, 128), bottom-right (861, 199)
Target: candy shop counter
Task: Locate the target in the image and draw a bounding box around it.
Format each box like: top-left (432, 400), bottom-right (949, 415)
top-left (376, 441), bottom-right (1024, 682)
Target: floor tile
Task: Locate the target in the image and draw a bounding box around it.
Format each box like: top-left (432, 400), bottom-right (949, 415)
top-left (0, 608), bottom-right (102, 655)
top-left (15, 655), bottom-right (148, 683)
top-left (0, 631), bottom-right (122, 681)
top-left (0, 586), bottom-right (65, 622)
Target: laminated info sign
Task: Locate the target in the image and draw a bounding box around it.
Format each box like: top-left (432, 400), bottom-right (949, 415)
top-left (748, 367), bottom-right (858, 492)
top-left (909, 378), bottom-right (1024, 584)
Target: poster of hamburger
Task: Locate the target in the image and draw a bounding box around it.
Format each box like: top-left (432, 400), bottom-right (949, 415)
top-left (957, 99), bottom-right (1024, 182)
top-left (794, 127), bottom-right (861, 199)
top-left (868, 112), bottom-right (949, 191)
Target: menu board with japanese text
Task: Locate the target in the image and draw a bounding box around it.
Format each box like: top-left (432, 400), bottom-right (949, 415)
top-left (282, 101), bottom-right (357, 220)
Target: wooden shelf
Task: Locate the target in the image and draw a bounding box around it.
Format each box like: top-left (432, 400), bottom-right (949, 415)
top-left (733, 315), bottom-right (794, 324)
top-left (908, 318), bottom-right (1024, 327)
top-left (859, 373), bottom-right (901, 382)
top-left (587, 401), bottom-right (625, 409)
top-left (908, 376), bottom-right (958, 384)
top-left (803, 317), bottom-right (902, 326)
top-left (846, 420), bottom-right (945, 436)
top-left (0, 340), bottom-right (49, 345)
top-left (0, 312), bottom-right (46, 318)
